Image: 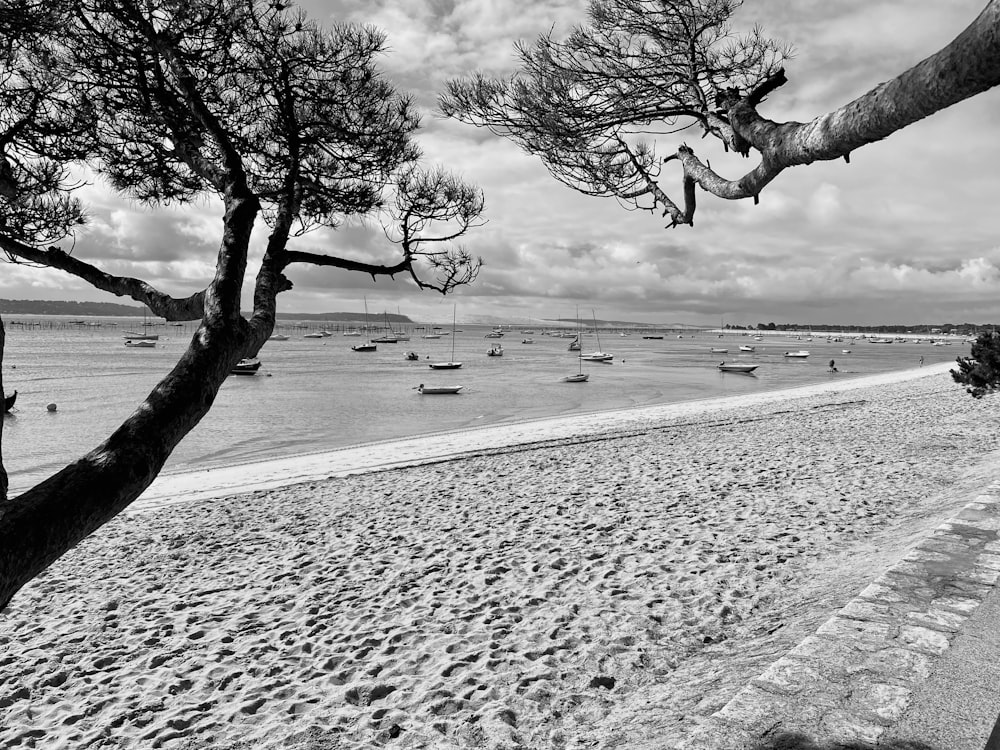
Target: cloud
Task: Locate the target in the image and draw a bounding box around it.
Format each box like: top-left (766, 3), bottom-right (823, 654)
top-left (5, 0), bottom-right (998, 327)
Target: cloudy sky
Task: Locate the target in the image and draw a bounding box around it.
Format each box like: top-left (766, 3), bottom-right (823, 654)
top-left (5, 0), bottom-right (998, 326)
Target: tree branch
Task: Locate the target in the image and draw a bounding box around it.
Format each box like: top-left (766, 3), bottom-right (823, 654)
top-left (0, 238), bottom-right (206, 320)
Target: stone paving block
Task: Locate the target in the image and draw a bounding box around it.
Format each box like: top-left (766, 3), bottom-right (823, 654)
top-left (950, 515), bottom-right (1000, 532)
top-left (962, 566), bottom-right (1000, 585)
top-left (977, 553), bottom-right (1000, 572)
top-left (839, 599), bottom-right (894, 622)
top-left (919, 536), bottom-right (980, 555)
top-left (898, 624), bottom-right (951, 654)
top-left (713, 684), bottom-right (825, 734)
top-left (932, 594), bottom-right (982, 614)
top-left (673, 723), bottom-right (757, 750)
top-left (857, 580), bottom-right (908, 604)
top-left (906, 606), bottom-right (968, 632)
top-left (859, 647), bottom-right (932, 684)
top-left (859, 682), bottom-right (912, 723)
top-left (752, 657), bottom-right (848, 703)
top-left (817, 709), bottom-right (885, 744)
top-left (816, 617), bottom-right (894, 648)
top-left (904, 549), bottom-right (954, 564)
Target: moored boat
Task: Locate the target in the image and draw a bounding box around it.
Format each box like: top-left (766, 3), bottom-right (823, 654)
top-left (717, 362), bottom-right (758, 373)
top-left (231, 358), bottom-right (261, 375)
top-left (124, 339), bottom-right (156, 348)
top-left (784, 350), bottom-right (810, 358)
top-left (417, 383), bottom-right (463, 394)
top-left (429, 305), bottom-right (462, 369)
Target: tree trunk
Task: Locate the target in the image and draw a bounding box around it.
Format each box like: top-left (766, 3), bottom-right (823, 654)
top-left (1, 315), bottom-right (6, 503)
top-left (731, 0), bottom-right (1000, 168)
top-left (0, 190), bottom-right (263, 610)
top-left (0, 320), bottom-right (247, 608)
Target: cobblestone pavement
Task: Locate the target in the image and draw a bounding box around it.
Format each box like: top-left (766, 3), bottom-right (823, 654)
top-left (674, 487), bottom-right (1000, 750)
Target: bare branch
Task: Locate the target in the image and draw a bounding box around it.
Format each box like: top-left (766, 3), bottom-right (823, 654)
top-left (0, 237), bottom-right (205, 320)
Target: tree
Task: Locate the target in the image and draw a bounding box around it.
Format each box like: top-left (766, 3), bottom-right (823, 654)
top-left (952, 332), bottom-right (1000, 398)
top-left (440, 0), bottom-right (1000, 228)
top-left (0, 0), bottom-right (485, 608)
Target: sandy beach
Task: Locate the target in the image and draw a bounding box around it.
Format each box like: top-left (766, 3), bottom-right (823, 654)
top-left (3, 362), bottom-right (999, 749)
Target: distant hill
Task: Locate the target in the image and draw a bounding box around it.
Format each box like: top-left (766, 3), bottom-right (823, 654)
top-left (0, 299), bottom-right (415, 323)
top-left (0, 299), bottom-right (147, 316)
top-left (275, 311), bottom-right (412, 323)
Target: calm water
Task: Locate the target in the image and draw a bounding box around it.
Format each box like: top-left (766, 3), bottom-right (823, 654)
top-left (1, 316), bottom-right (963, 494)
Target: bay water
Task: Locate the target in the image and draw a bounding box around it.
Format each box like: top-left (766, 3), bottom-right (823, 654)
top-left (1, 315), bottom-right (963, 495)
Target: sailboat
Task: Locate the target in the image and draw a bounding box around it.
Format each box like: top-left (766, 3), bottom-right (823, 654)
top-left (579, 310), bottom-right (613, 362)
top-left (351, 297), bottom-right (377, 352)
top-left (123, 308), bottom-right (158, 341)
top-left (429, 305), bottom-right (462, 369)
top-left (372, 311), bottom-right (399, 343)
top-left (563, 308), bottom-right (590, 382)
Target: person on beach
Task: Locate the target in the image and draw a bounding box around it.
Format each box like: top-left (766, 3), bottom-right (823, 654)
top-left (920, 356), bottom-right (924, 367)
top-left (828, 359), bottom-right (837, 372)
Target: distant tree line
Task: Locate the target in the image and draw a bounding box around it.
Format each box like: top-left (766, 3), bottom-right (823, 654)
top-left (0, 299), bottom-right (147, 316)
top-left (722, 323), bottom-right (987, 335)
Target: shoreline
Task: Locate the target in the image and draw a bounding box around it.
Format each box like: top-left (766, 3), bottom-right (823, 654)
top-left (4, 360), bottom-right (999, 749)
top-left (137, 362), bottom-right (954, 511)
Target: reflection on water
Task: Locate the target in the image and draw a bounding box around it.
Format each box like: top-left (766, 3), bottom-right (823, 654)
top-left (1, 316), bottom-right (962, 494)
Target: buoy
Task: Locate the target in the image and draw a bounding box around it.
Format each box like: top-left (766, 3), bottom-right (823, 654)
top-left (46, 403), bottom-right (57, 412)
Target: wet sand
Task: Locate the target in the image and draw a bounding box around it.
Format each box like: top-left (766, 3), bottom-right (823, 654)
top-left (3, 363), bottom-right (999, 749)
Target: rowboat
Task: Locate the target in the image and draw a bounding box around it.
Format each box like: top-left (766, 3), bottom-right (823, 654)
top-left (124, 339), bottom-right (156, 348)
top-left (417, 384), bottom-right (463, 394)
top-left (717, 362), bottom-right (758, 373)
top-left (784, 350), bottom-right (810, 358)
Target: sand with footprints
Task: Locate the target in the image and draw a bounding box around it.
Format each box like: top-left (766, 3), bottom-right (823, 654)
top-left (3, 364), bottom-right (999, 748)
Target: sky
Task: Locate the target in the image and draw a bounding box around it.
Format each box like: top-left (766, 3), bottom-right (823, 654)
top-left (4, 0), bottom-right (999, 326)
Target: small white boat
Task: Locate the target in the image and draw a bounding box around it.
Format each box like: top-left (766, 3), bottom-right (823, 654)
top-left (717, 362), bottom-right (758, 373)
top-left (124, 339), bottom-right (156, 348)
top-left (231, 358), bottom-right (261, 375)
top-left (562, 373), bottom-right (589, 383)
top-left (579, 352), bottom-right (613, 362)
top-left (739, 345), bottom-right (755, 352)
top-left (423, 334), bottom-right (441, 339)
top-left (521, 338), bottom-right (534, 344)
top-left (711, 348), bottom-right (728, 353)
top-left (304, 332), bottom-right (324, 339)
top-left (417, 384), bottom-right (463, 394)
top-left (343, 330), bottom-right (361, 337)
top-left (842, 349), bottom-right (852, 354)
top-left (352, 342), bottom-right (377, 352)
top-left (268, 334), bottom-right (290, 341)
top-left (784, 350), bottom-right (810, 358)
